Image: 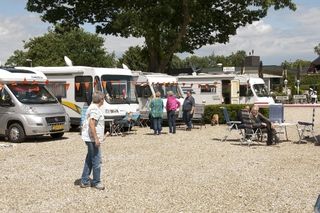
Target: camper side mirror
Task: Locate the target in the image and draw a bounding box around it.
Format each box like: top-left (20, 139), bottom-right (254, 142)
top-left (0, 97), bottom-right (14, 107)
top-left (57, 96), bottom-right (62, 103)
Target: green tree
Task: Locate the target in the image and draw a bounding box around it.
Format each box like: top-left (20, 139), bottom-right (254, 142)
top-left (314, 43), bottom-right (320, 56)
top-left (227, 50), bottom-right (247, 67)
top-left (118, 46), bottom-right (148, 71)
top-left (5, 28), bottom-right (117, 67)
top-left (184, 55), bottom-right (211, 69)
top-left (5, 50), bottom-right (28, 66)
top-left (170, 55), bottom-right (186, 69)
top-left (26, 0), bottom-right (296, 73)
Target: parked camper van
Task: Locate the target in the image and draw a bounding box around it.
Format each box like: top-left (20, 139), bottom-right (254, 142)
top-left (19, 66), bottom-right (139, 127)
top-left (0, 67), bottom-right (70, 142)
top-left (134, 72), bottom-right (184, 117)
top-left (177, 73), bottom-right (274, 105)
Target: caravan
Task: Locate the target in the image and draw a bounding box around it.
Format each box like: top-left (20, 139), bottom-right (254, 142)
top-left (0, 67), bottom-right (70, 142)
top-left (177, 73), bottom-right (274, 105)
top-left (134, 72), bottom-right (184, 117)
top-left (18, 66), bottom-right (139, 127)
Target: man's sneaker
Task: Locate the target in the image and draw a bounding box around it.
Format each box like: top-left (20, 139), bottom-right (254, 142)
top-left (93, 183), bottom-right (105, 190)
top-left (80, 182), bottom-right (91, 188)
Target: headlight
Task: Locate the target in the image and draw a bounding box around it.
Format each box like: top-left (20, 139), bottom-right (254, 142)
top-left (22, 105), bottom-right (37, 113)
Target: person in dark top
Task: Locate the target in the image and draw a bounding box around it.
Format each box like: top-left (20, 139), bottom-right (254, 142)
top-left (182, 90), bottom-right (195, 131)
top-left (250, 105), bottom-right (279, 145)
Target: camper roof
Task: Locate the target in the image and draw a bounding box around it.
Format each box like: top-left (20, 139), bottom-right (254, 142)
top-left (17, 66), bottom-right (133, 77)
top-left (136, 73), bottom-right (178, 84)
top-left (0, 67), bottom-right (47, 83)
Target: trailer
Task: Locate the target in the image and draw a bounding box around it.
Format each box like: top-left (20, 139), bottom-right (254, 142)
top-left (177, 73), bottom-right (274, 105)
top-left (133, 72), bottom-right (184, 118)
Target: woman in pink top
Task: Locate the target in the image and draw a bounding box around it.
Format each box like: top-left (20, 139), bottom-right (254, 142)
top-left (166, 91), bottom-right (181, 134)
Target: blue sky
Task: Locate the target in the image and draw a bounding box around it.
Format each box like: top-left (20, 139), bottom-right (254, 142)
top-left (0, 0), bottom-right (319, 66)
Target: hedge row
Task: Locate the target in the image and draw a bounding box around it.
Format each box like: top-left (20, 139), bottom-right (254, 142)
top-left (203, 104), bottom-right (269, 124)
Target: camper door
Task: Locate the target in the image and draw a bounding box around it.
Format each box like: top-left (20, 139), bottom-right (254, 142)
top-left (230, 80), bottom-right (240, 104)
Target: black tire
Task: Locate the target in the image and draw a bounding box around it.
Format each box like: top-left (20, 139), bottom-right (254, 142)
top-left (50, 132), bottom-right (64, 139)
top-left (8, 123), bottom-right (26, 143)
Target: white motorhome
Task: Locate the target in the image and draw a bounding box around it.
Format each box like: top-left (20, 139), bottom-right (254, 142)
top-left (177, 73), bottom-right (274, 105)
top-left (0, 67), bottom-right (70, 142)
top-left (134, 72), bottom-right (184, 117)
top-left (18, 66), bottom-right (139, 127)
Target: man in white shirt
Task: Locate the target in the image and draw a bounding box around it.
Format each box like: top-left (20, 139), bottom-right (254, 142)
top-left (80, 91), bottom-right (106, 190)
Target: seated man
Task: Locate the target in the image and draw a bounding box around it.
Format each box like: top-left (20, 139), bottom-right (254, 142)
top-left (250, 105), bottom-right (279, 146)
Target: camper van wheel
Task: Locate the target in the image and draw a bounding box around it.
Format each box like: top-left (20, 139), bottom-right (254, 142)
top-left (8, 123), bottom-right (25, 143)
top-left (50, 132), bottom-right (64, 139)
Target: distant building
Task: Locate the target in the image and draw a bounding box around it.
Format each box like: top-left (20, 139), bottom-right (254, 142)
top-left (308, 56), bottom-right (320, 73)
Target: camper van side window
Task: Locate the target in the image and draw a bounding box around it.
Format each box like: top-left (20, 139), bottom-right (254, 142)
top-left (46, 82), bottom-right (67, 98)
top-left (94, 76), bottom-right (102, 92)
top-left (200, 85), bottom-right (216, 94)
top-left (75, 76), bottom-right (93, 102)
top-left (135, 85), bottom-right (152, 98)
top-left (239, 85), bottom-right (253, 97)
top-left (0, 88), bottom-right (11, 106)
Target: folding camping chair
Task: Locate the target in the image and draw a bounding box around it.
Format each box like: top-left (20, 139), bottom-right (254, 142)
top-left (128, 112), bottom-right (140, 134)
top-left (138, 111), bottom-right (150, 127)
top-left (220, 107), bottom-right (243, 142)
top-left (269, 104), bottom-right (284, 123)
top-left (192, 104), bottom-right (206, 129)
top-left (296, 106), bottom-right (318, 143)
top-left (269, 104), bottom-right (288, 141)
top-left (240, 109), bottom-right (263, 146)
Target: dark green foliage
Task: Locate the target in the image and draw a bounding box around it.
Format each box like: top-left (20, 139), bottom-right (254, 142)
top-left (5, 28), bottom-right (117, 67)
top-left (26, 0), bottom-right (296, 73)
top-left (170, 50), bottom-right (247, 69)
top-left (118, 46), bottom-right (148, 71)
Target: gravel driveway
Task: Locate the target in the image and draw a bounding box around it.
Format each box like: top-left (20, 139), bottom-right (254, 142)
top-left (0, 123), bottom-right (319, 212)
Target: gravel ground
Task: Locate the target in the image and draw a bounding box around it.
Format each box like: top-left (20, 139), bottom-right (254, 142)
top-left (0, 122), bottom-right (319, 212)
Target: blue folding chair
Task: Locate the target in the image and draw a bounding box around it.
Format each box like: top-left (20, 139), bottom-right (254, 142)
top-left (269, 104), bottom-right (284, 123)
top-left (220, 107), bottom-right (243, 142)
top-left (269, 104), bottom-right (287, 140)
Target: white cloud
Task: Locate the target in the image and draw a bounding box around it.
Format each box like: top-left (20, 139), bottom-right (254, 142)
top-left (103, 36), bottom-right (144, 57)
top-left (191, 7), bottom-right (320, 65)
top-left (0, 14), bottom-right (49, 64)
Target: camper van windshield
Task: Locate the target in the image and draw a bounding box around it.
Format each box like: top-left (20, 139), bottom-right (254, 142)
top-left (8, 84), bottom-right (58, 104)
top-left (152, 84), bottom-right (182, 98)
top-left (253, 84), bottom-right (269, 97)
top-left (101, 75), bottom-right (137, 104)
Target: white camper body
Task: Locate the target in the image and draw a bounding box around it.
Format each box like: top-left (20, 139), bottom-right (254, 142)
top-left (18, 66), bottom-right (139, 126)
top-left (134, 72), bottom-right (184, 117)
top-left (0, 67), bottom-right (70, 142)
top-left (177, 73), bottom-right (274, 105)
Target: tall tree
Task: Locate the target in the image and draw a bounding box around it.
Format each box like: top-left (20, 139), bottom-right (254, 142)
top-left (26, 0), bottom-right (296, 72)
top-left (6, 28), bottom-right (117, 67)
top-left (118, 46), bottom-right (148, 71)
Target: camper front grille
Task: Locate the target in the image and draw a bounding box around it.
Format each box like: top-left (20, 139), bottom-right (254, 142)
top-left (45, 116), bottom-right (65, 124)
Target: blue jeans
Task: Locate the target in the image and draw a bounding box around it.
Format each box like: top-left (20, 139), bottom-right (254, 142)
top-left (153, 117), bottom-right (162, 134)
top-left (81, 141), bottom-right (101, 186)
top-left (167, 110), bottom-right (176, 133)
top-left (183, 110), bottom-right (193, 129)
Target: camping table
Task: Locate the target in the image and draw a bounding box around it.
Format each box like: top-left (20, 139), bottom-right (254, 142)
top-left (273, 122), bottom-right (296, 141)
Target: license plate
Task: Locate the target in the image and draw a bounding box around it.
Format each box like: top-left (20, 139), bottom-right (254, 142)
top-left (51, 124), bottom-right (64, 131)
